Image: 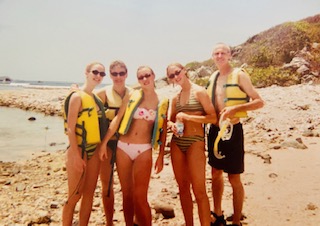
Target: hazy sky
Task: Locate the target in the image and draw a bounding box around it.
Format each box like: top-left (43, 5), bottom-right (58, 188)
top-left (0, 0), bottom-right (319, 85)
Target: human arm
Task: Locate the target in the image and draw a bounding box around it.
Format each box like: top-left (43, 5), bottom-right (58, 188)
top-left (66, 93), bottom-right (86, 171)
top-left (99, 94), bottom-right (129, 160)
top-left (154, 113), bottom-right (168, 174)
top-left (175, 88), bottom-right (217, 124)
top-left (166, 96), bottom-right (180, 136)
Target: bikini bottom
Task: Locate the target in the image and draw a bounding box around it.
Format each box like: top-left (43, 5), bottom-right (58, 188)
top-left (172, 135), bottom-right (204, 152)
top-left (117, 140), bottom-right (152, 160)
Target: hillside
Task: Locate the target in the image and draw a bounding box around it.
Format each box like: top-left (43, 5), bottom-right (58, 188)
top-left (175, 14), bottom-right (320, 89)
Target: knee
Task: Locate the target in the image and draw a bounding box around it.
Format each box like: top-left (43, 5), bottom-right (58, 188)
top-left (133, 187), bottom-right (147, 201)
top-left (177, 180), bottom-right (191, 195)
top-left (193, 187), bottom-right (208, 202)
top-left (101, 180), bottom-right (113, 195)
top-left (211, 169), bottom-right (223, 182)
top-left (134, 194), bottom-right (148, 207)
top-left (102, 189), bottom-right (114, 200)
top-left (228, 174), bottom-right (243, 188)
top-left (122, 190), bottom-right (134, 203)
top-left (65, 193), bottom-right (81, 207)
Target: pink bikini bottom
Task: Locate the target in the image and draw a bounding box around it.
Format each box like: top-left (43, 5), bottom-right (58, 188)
top-left (117, 140), bottom-right (152, 160)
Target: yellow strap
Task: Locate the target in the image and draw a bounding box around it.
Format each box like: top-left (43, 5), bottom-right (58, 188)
top-left (213, 123), bottom-right (227, 159)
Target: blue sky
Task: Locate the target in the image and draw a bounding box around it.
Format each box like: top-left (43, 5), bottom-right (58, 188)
top-left (0, 0), bottom-right (319, 85)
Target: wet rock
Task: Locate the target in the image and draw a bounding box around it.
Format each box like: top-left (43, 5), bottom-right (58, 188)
top-left (16, 183), bottom-right (26, 191)
top-left (154, 204), bottom-right (175, 219)
top-left (305, 202), bottom-right (318, 210)
top-left (269, 173), bottom-right (278, 178)
top-left (257, 153), bottom-right (272, 164)
top-left (281, 138), bottom-right (308, 149)
top-left (50, 201), bottom-right (59, 209)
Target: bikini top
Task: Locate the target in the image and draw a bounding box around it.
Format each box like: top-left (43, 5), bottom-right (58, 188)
top-left (176, 84), bottom-right (204, 113)
top-left (133, 107), bottom-right (156, 121)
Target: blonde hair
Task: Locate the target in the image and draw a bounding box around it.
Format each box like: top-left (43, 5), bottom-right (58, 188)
top-left (166, 62), bottom-right (184, 76)
top-left (85, 62), bottom-right (105, 73)
top-left (166, 62), bottom-right (190, 79)
top-left (137, 65), bottom-right (155, 76)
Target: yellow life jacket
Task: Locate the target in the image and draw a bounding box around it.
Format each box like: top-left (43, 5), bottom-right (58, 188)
top-left (207, 68), bottom-right (249, 118)
top-left (152, 98), bottom-right (169, 150)
top-left (63, 91), bottom-right (107, 149)
top-left (118, 89), bottom-right (169, 150)
top-left (104, 85), bottom-right (132, 121)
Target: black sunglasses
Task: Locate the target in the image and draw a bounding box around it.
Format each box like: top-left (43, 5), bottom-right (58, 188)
top-left (111, 71), bottom-right (126, 77)
top-left (168, 69), bottom-right (182, 79)
top-left (91, 70), bottom-right (106, 77)
top-left (137, 73), bottom-right (152, 80)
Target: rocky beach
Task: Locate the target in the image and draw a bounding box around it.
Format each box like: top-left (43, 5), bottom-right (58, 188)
top-left (0, 84), bottom-right (320, 225)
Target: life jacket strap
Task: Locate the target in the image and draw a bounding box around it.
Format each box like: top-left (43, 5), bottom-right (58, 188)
top-left (79, 107), bottom-right (94, 117)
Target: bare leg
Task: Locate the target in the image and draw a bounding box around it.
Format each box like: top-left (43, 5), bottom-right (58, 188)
top-left (228, 174), bottom-right (244, 226)
top-left (187, 141), bottom-right (211, 226)
top-left (79, 151), bottom-right (101, 226)
top-left (170, 142), bottom-right (194, 226)
top-left (100, 147), bottom-right (114, 226)
top-left (133, 149), bottom-right (152, 226)
top-left (116, 148), bottom-right (134, 226)
top-left (211, 168), bottom-right (224, 222)
top-left (62, 148), bottom-right (85, 226)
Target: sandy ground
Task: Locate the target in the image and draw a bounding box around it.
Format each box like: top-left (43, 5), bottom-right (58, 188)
top-left (0, 84), bottom-right (320, 225)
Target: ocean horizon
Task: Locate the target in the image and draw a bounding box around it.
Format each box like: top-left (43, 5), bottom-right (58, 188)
top-left (0, 79), bottom-right (113, 90)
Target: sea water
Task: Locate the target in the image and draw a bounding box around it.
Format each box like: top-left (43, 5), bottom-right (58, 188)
top-left (0, 107), bottom-right (68, 162)
top-left (0, 79), bottom-right (114, 162)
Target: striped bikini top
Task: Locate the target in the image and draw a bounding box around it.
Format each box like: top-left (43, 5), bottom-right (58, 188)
top-left (176, 84), bottom-right (204, 113)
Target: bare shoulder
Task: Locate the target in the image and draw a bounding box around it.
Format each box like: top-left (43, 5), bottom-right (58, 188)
top-left (95, 87), bottom-right (105, 96)
top-left (192, 83), bottom-right (206, 93)
top-left (127, 86), bottom-right (134, 94)
top-left (68, 91), bottom-right (82, 106)
top-left (192, 83), bottom-right (207, 96)
top-left (95, 87), bottom-right (105, 94)
top-left (238, 69), bottom-right (254, 88)
top-left (94, 87), bottom-right (106, 102)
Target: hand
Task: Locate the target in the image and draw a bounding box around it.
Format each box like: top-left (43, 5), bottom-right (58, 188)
top-left (154, 155), bottom-right (164, 174)
top-left (220, 106), bottom-right (236, 120)
top-left (175, 112), bottom-right (187, 122)
top-left (67, 147), bottom-right (86, 172)
top-left (99, 143), bottom-right (108, 161)
top-left (170, 122), bottom-right (181, 137)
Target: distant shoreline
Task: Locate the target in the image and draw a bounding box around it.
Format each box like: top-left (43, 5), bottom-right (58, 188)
top-left (0, 80), bottom-right (113, 90)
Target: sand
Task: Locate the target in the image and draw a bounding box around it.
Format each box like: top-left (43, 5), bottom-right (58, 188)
top-left (0, 84), bottom-right (319, 225)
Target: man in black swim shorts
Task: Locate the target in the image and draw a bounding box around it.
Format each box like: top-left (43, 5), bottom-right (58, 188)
top-left (206, 43), bottom-right (264, 226)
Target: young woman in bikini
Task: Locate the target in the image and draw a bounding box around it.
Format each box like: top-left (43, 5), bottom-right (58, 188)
top-left (166, 63), bottom-right (217, 226)
top-left (99, 66), bottom-right (168, 226)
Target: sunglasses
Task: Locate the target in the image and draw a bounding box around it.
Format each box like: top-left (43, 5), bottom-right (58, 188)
top-left (137, 73), bottom-right (152, 80)
top-left (91, 70), bottom-right (106, 77)
top-left (168, 69), bottom-right (182, 79)
top-left (111, 71), bottom-right (126, 77)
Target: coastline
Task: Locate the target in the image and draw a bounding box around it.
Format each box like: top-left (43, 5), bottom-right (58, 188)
top-left (0, 84), bottom-right (320, 225)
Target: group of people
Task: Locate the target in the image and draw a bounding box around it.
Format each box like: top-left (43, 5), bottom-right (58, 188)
top-left (62, 42), bottom-right (264, 226)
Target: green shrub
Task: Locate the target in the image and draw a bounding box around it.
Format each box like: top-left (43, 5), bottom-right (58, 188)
top-left (194, 77), bottom-right (209, 87)
top-left (247, 66), bottom-right (300, 87)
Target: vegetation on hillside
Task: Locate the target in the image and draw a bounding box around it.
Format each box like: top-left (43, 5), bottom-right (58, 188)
top-left (185, 14), bottom-right (320, 88)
